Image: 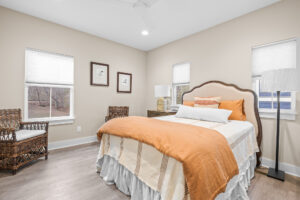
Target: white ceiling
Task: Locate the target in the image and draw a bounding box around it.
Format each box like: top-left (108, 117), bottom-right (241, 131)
top-left (0, 0), bottom-right (280, 51)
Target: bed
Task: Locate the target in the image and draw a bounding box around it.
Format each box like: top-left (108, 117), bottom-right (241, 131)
top-left (96, 81), bottom-right (262, 200)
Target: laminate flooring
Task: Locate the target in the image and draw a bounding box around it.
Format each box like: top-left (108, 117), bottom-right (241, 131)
top-left (0, 143), bottom-right (299, 200)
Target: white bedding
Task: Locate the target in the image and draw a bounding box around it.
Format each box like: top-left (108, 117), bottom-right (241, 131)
top-left (175, 105), bottom-right (232, 123)
top-left (96, 116), bottom-right (259, 200)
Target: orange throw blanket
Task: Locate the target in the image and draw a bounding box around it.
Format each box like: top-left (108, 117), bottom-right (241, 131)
top-left (97, 116), bottom-right (238, 200)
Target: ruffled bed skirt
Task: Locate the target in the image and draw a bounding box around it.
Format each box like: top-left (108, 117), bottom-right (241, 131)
top-left (98, 155), bottom-right (161, 200)
top-left (97, 154), bottom-right (256, 200)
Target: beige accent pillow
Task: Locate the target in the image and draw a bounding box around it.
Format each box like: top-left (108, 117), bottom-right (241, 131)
top-left (194, 96), bottom-right (221, 108)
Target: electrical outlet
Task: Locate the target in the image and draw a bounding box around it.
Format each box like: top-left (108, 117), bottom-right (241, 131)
top-left (76, 126), bottom-right (82, 132)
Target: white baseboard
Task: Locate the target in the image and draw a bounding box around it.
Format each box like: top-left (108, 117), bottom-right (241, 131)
top-left (261, 157), bottom-right (300, 177)
top-left (48, 135), bottom-right (98, 151)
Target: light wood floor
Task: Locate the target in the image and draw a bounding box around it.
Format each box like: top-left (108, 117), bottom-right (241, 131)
top-left (0, 143), bottom-right (299, 200)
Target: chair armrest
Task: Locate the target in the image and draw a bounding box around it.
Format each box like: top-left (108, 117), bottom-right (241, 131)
top-left (20, 122), bottom-right (49, 132)
top-left (0, 128), bottom-right (16, 142)
top-left (105, 115), bottom-right (128, 122)
top-left (105, 116), bottom-right (110, 122)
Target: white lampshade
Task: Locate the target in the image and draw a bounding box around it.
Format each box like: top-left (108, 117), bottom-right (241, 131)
top-left (155, 85), bottom-right (171, 98)
top-left (261, 68), bottom-right (300, 92)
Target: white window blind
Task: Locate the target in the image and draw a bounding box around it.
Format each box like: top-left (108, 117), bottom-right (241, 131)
top-left (25, 49), bottom-right (74, 85)
top-left (172, 62), bottom-right (190, 106)
top-left (252, 39), bottom-right (297, 76)
top-left (24, 49), bottom-right (74, 124)
top-left (173, 63), bottom-right (190, 84)
top-left (251, 38), bottom-right (298, 120)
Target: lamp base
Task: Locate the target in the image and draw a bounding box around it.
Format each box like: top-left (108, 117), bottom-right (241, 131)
top-left (156, 97), bottom-right (170, 112)
top-left (157, 98), bottom-right (165, 112)
top-left (267, 168), bottom-right (285, 181)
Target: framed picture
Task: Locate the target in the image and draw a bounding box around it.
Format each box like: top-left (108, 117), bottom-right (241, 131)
top-left (90, 62), bottom-right (109, 86)
top-left (117, 72), bottom-right (132, 93)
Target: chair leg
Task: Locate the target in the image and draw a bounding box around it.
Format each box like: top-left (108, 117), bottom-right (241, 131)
top-left (12, 157), bottom-right (17, 175)
top-left (45, 146), bottom-right (48, 160)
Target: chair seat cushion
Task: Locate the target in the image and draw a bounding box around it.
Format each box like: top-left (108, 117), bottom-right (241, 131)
top-left (16, 130), bottom-right (46, 141)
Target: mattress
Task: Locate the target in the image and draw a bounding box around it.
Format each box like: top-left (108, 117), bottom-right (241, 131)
top-left (96, 116), bottom-right (259, 200)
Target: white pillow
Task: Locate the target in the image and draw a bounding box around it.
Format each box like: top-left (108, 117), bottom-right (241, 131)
top-left (175, 105), bottom-right (232, 123)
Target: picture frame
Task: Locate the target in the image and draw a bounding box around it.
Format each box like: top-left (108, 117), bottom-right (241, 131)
top-left (90, 62), bottom-right (109, 86)
top-left (117, 72), bottom-right (132, 93)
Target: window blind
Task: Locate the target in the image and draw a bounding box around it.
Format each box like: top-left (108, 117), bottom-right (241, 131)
top-left (252, 39), bottom-right (297, 76)
top-left (173, 63), bottom-right (190, 84)
top-left (25, 49), bottom-right (74, 85)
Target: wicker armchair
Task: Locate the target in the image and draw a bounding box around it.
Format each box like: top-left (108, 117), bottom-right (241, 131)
top-left (105, 106), bottom-right (129, 122)
top-left (0, 109), bottom-right (48, 175)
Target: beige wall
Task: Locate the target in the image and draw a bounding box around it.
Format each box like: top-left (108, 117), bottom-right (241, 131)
top-left (1, 0), bottom-right (299, 168)
top-left (146, 0), bottom-right (300, 167)
top-left (0, 6), bottom-right (147, 143)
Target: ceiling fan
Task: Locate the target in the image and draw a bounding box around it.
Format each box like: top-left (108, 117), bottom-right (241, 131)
top-left (102, 0), bottom-right (159, 35)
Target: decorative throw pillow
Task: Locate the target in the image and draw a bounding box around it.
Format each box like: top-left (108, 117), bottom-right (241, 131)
top-left (183, 100), bottom-right (195, 107)
top-left (194, 96), bottom-right (221, 108)
top-left (175, 105), bottom-right (232, 123)
top-left (219, 99), bottom-right (246, 121)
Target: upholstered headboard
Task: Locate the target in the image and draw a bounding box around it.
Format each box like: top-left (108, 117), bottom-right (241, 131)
top-left (182, 80), bottom-right (262, 166)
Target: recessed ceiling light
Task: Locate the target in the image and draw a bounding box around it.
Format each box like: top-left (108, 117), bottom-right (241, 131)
top-left (141, 30), bottom-right (149, 36)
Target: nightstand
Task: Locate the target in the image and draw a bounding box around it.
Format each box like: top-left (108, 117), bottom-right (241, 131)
top-left (147, 110), bottom-right (177, 118)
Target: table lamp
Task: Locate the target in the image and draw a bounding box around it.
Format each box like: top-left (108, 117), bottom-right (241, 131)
top-left (155, 85), bottom-right (171, 112)
top-left (261, 68), bottom-right (299, 181)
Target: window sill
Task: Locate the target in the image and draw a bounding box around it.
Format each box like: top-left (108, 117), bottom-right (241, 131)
top-left (49, 119), bottom-right (74, 126)
top-left (24, 117), bottom-right (75, 126)
top-left (259, 112), bottom-right (297, 121)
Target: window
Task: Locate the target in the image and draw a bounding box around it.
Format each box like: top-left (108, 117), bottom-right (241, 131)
top-left (252, 39), bottom-right (298, 120)
top-left (172, 62), bottom-right (190, 105)
top-left (25, 49), bottom-right (74, 124)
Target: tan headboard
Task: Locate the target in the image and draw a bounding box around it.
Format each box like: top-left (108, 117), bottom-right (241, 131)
top-left (182, 81), bottom-right (262, 166)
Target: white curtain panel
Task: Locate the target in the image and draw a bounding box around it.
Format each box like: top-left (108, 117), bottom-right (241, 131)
top-left (25, 49), bottom-right (74, 85)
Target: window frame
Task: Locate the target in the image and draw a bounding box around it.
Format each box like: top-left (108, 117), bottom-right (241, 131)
top-left (251, 38), bottom-right (298, 120)
top-left (24, 49), bottom-right (75, 125)
top-left (171, 62), bottom-right (190, 106)
top-left (24, 83), bottom-right (75, 125)
top-left (172, 83), bottom-right (190, 106)
top-left (253, 79), bottom-right (296, 120)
